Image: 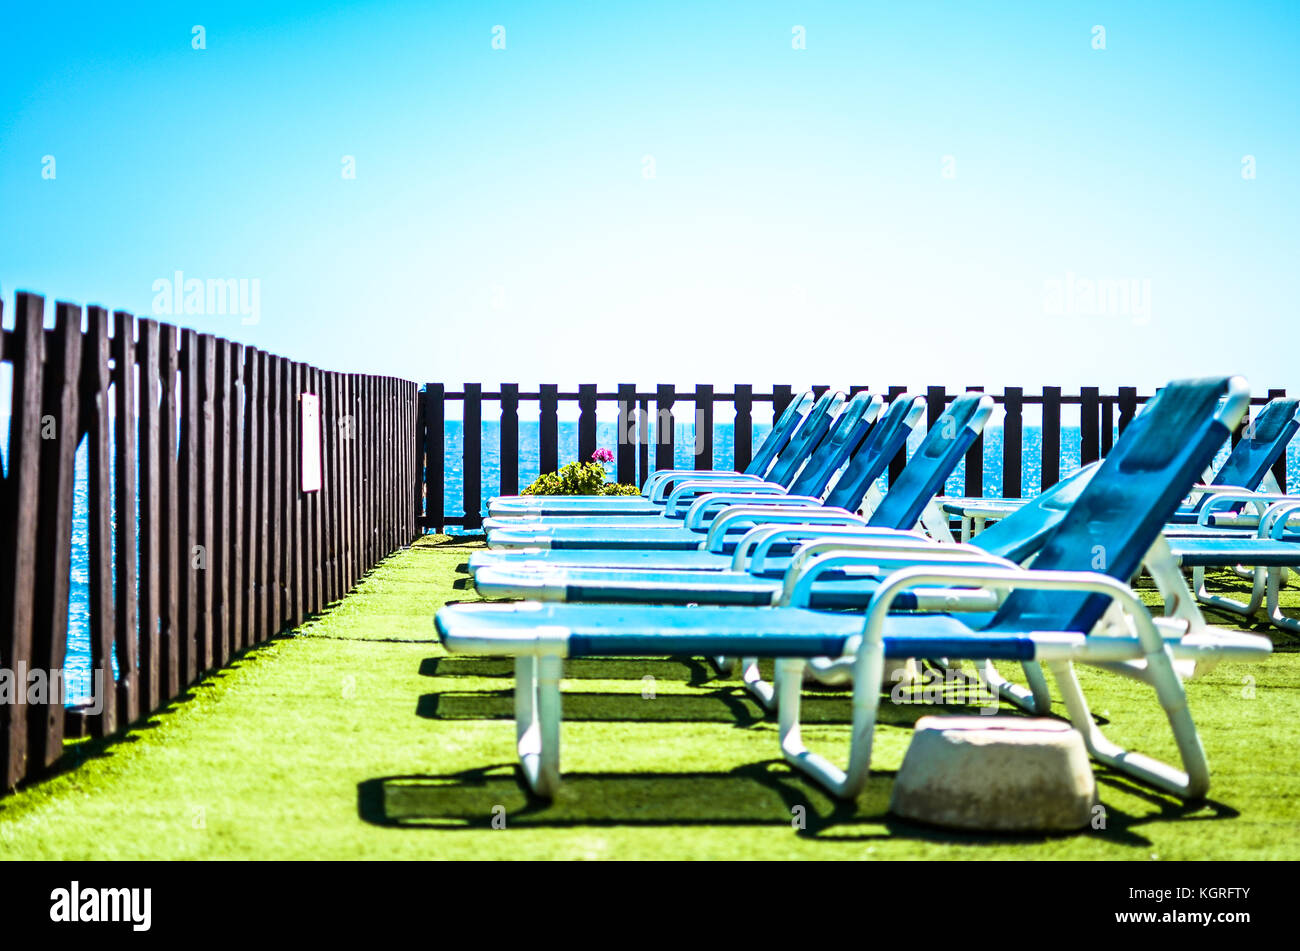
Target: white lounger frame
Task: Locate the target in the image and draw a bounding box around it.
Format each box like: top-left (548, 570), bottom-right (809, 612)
top-left (451, 559), bottom-right (1270, 802)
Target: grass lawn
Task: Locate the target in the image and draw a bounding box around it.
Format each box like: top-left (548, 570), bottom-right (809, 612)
top-left (2, 534), bottom-right (1297, 860)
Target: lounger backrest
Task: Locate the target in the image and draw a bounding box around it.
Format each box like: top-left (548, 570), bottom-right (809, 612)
top-left (748, 389), bottom-right (815, 475)
top-left (865, 393), bottom-right (994, 530)
top-left (822, 394), bottom-right (925, 510)
top-left (788, 392), bottom-right (883, 497)
top-left (766, 391), bottom-right (845, 487)
top-left (1205, 397), bottom-right (1300, 494)
top-left (970, 462), bottom-right (1101, 563)
top-left (991, 377), bottom-right (1240, 634)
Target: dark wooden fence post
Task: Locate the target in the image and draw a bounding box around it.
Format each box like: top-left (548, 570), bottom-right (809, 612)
top-left (160, 326), bottom-right (180, 692)
top-left (637, 394), bottom-right (650, 488)
top-left (30, 302), bottom-right (81, 768)
top-left (1080, 386), bottom-right (1100, 466)
top-left (0, 294), bottom-right (45, 788)
top-left (1100, 396), bottom-right (1115, 455)
top-left (463, 383), bottom-right (482, 530)
top-left (229, 346), bottom-right (249, 641)
top-left (265, 355), bottom-right (283, 638)
top-left (1002, 387), bottom-right (1023, 499)
top-left (213, 340), bottom-right (234, 665)
top-left (964, 386), bottom-right (984, 498)
top-left (137, 319), bottom-right (162, 712)
top-left (308, 365), bottom-right (323, 613)
top-left (578, 383), bottom-right (597, 463)
top-left (83, 306), bottom-right (118, 736)
top-left (616, 383), bottom-right (636, 486)
top-left (241, 347), bottom-right (261, 646)
top-left (179, 330), bottom-right (200, 681)
top-left (694, 384), bottom-right (713, 470)
top-left (1268, 387), bottom-right (1288, 491)
top-left (274, 347), bottom-right (290, 642)
top-left (655, 384), bottom-right (675, 472)
top-left (114, 311), bottom-right (141, 720)
top-left (1041, 386), bottom-right (1062, 491)
top-left (733, 384), bottom-right (753, 473)
top-left (500, 383), bottom-right (519, 495)
top-left (1117, 386), bottom-right (1138, 437)
top-left (772, 385), bottom-right (794, 427)
top-left (539, 384), bottom-right (559, 476)
top-left (926, 386), bottom-right (946, 432)
top-left (424, 383), bottom-right (444, 533)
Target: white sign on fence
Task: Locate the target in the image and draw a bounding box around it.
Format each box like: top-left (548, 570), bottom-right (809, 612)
top-left (301, 392), bottom-right (322, 492)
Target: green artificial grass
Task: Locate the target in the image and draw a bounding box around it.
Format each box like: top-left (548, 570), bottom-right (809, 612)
top-left (1, 534), bottom-right (1297, 859)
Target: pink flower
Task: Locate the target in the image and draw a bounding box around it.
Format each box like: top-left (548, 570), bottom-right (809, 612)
top-left (591, 448), bottom-right (615, 464)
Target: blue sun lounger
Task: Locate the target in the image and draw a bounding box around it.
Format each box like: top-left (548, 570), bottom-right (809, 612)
top-left (467, 393), bottom-right (928, 575)
top-left (471, 462), bottom-right (1100, 609)
top-left (1151, 502), bottom-right (1300, 633)
top-left (483, 392), bottom-right (993, 551)
top-left (436, 376), bottom-right (1272, 801)
top-left (940, 396), bottom-right (1300, 540)
top-left (486, 388), bottom-right (825, 519)
top-left (482, 389), bottom-right (882, 532)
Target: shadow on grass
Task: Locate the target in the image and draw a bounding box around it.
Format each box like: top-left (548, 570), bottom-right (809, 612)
top-left (415, 534), bottom-right (487, 549)
top-left (6, 640), bottom-right (284, 797)
top-left (357, 762), bottom-right (1217, 846)
top-left (358, 762), bottom-right (893, 833)
top-left (418, 686), bottom-right (997, 726)
top-left (421, 655), bottom-right (725, 686)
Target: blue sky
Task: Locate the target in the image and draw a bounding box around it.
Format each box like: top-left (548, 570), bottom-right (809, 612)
top-left (2, 1), bottom-right (1297, 394)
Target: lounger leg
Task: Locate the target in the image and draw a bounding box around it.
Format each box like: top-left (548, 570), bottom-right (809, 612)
top-left (1193, 564), bottom-right (1267, 620)
top-left (973, 658), bottom-right (1052, 714)
top-left (741, 656), bottom-right (778, 712)
top-left (920, 499), bottom-right (957, 543)
top-left (779, 634), bottom-right (888, 800)
top-left (1266, 566), bottom-right (1300, 633)
top-left (1046, 657), bottom-right (1209, 799)
top-left (710, 656), bottom-right (738, 678)
top-left (777, 658), bottom-right (844, 792)
top-left (514, 654), bottom-right (563, 798)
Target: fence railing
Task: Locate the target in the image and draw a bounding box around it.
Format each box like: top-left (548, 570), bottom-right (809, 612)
top-left (0, 291), bottom-right (419, 791)
top-left (417, 383), bottom-right (1290, 532)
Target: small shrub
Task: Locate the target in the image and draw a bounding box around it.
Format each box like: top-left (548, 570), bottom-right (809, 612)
top-left (522, 450), bottom-right (640, 496)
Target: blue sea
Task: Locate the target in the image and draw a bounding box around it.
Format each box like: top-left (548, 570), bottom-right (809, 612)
top-left (438, 420), bottom-right (1300, 527)
top-left (16, 421), bottom-right (1300, 705)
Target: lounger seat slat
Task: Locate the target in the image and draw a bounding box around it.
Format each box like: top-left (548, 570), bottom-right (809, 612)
top-left (436, 602), bottom-right (1027, 660)
top-left (1170, 538), bottom-right (1300, 566)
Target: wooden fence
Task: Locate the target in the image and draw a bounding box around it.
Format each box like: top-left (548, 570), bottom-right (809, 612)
top-left (0, 291), bottom-right (419, 791)
top-left (418, 383), bottom-right (1290, 532)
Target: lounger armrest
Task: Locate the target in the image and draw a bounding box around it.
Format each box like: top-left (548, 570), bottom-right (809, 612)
top-left (778, 546), bottom-right (1020, 607)
top-left (731, 525), bottom-right (930, 573)
top-left (1185, 482), bottom-right (1253, 504)
top-left (1263, 501), bottom-right (1300, 538)
top-left (855, 565), bottom-right (1165, 656)
top-left (1196, 490), bottom-right (1295, 526)
top-left (703, 507), bottom-right (864, 553)
top-left (939, 499), bottom-right (1026, 519)
top-left (682, 494), bottom-right (823, 530)
top-left (644, 470), bottom-right (759, 501)
top-left (663, 479), bottom-right (784, 514)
